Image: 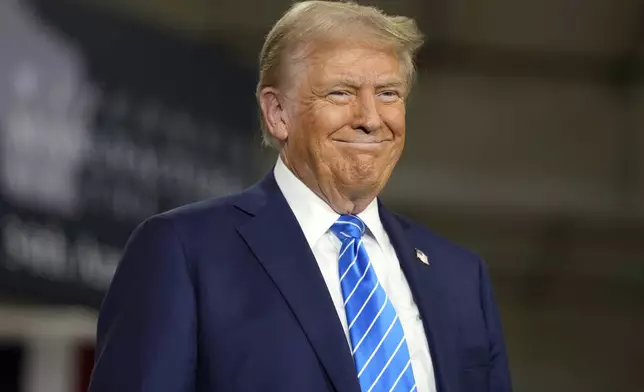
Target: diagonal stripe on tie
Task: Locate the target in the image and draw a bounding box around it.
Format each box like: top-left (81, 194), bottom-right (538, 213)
top-left (352, 298), bottom-right (391, 355)
top-left (343, 257), bottom-right (373, 306)
top-left (366, 335), bottom-right (406, 392)
top-left (348, 281), bottom-right (380, 329)
top-left (388, 359), bottom-right (413, 392)
top-left (356, 313), bottom-right (397, 374)
top-left (331, 215), bottom-right (416, 392)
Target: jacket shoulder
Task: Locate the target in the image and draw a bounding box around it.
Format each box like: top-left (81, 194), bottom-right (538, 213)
top-left (157, 192), bottom-right (242, 223)
top-left (129, 190), bottom-right (250, 246)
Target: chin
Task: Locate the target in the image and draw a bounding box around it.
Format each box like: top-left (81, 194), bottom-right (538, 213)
top-left (329, 156), bottom-right (392, 187)
top-left (340, 169), bottom-right (386, 194)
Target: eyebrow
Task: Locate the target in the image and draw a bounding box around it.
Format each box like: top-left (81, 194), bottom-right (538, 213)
top-left (375, 80), bottom-right (406, 89)
top-left (327, 78), bottom-right (406, 89)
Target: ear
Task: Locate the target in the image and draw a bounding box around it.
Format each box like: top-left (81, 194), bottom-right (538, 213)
top-left (259, 87), bottom-right (289, 143)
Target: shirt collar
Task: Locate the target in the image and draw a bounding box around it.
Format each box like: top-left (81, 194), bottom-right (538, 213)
top-left (273, 157), bottom-right (389, 250)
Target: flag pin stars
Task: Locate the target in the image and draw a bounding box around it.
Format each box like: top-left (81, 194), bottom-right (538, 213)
top-left (415, 248), bottom-right (429, 265)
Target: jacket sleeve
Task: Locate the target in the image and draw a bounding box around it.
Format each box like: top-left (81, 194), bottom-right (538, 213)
top-left (479, 259), bottom-right (513, 391)
top-left (89, 216), bottom-right (197, 392)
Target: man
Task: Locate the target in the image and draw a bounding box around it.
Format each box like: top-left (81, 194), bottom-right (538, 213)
top-left (89, 1), bottom-right (512, 392)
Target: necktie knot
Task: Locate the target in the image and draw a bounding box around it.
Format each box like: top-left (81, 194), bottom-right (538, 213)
top-left (330, 215), bottom-right (365, 241)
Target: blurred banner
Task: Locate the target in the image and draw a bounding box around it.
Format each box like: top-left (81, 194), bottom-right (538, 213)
top-left (0, 0), bottom-right (259, 307)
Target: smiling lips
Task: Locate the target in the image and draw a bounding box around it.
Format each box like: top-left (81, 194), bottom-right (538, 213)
top-left (333, 139), bottom-right (390, 147)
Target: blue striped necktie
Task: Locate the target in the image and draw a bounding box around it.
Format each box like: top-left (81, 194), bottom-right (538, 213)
top-left (331, 215), bottom-right (417, 392)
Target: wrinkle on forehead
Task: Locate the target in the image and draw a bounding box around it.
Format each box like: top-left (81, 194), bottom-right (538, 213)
top-left (281, 44), bottom-right (406, 128)
top-left (282, 39), bottom-right (406, 95)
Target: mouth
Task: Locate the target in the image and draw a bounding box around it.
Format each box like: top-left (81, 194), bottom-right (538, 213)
top-left (332, 140), bottom-right (391, 148)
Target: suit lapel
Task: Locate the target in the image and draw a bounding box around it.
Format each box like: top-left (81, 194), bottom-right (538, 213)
top-left (379, 204), bottom-right (456, 392)
top-left (235, 174), bottom-right (361, 392)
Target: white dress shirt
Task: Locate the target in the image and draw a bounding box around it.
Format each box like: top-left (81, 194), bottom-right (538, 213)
top-left (274, 158), bottom-right (437, 392)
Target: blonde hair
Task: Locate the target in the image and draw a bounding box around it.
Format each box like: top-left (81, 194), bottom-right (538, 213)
top-left (256, 0), bottom-right (424, 149)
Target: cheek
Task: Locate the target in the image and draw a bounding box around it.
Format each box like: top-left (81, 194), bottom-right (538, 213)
top-left (317, 105), bottom-right (352, 131)
top-left (307, 107), bottom-right (352, 149)
top-left (382, 106), bottom-right (406, 137)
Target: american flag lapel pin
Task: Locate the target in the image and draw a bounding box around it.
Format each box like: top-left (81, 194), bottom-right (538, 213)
top-left (415, 248), bottom-right (429, 265)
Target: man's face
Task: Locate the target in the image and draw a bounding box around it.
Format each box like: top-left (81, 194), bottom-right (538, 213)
top-left (278, 42), bottom-right (407, 211)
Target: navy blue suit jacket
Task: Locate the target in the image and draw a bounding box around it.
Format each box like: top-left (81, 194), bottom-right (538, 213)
top-left (89, 173), bottom-right (512, 392)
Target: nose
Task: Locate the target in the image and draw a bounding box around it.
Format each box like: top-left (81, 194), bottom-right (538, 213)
top-left (352, 92), bottom-right (382, 133)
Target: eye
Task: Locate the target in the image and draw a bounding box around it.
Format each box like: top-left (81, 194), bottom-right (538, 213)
top-left (327, 90), bottom-right (352, 103)
top-left (377, 90), bottom-right (400, 102)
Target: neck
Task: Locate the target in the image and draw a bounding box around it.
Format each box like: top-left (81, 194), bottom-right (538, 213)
top-left (280, 153), bottom-right (376, 215)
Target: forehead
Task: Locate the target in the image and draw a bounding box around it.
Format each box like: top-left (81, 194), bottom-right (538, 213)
top-left (301, 42), bottom-right (404, 85)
